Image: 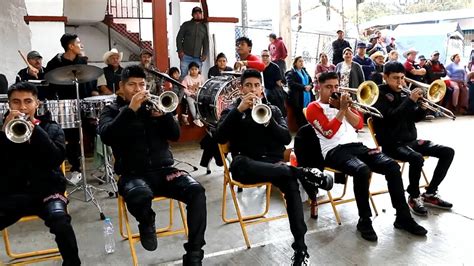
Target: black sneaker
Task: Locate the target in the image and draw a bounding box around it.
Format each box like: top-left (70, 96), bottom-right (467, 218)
top-left (300, 167), bottom-right (334, 191)
top-left (422, 192), bottom-right (453, 209)
top-left (356, 218), bottom-right (378, 242)
top-left (183, 250), bottom-right (204, 266)
top-left (408, 196), bottom-right (428, 216)
top-left (138, 223), bottom-right (157, 251)
top-left (291, 250), bottom-right (310, 266)
top-left (394, 217), bottom-right (427, 236)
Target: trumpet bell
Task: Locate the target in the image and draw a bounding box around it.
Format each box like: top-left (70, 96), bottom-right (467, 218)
top-left (357, 81), bottom-right (379, 106)
top-left (157, 91), bottom-right (179, 113)
top-left (251, 100), bottom-right (272, 125)
top-left (426, 80), bottom-right (446, 103)
top-left (5, 117), bottom-right (33, 143)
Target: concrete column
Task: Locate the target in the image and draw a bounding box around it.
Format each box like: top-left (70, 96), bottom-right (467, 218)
top-left (279, 0), bottom-right (292, 68)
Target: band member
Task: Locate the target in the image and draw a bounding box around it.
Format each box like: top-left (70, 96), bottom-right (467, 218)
top-left (97, 48), bottom-right (123, 95)
top-left (98, 65), bottom-right (207, 265)
top-left (234, 37), bottom-right (265, 72)
top-left (0, 82), bottom-right (81, 266)
top-left (16, 50), bottom-right (46, 82)
top-left (216, 69), bottom-right (333, 265)
top-left (372, 62), bottom-right (454, 216)
top-left (45, 33), bottom-right (97, 184)
top-left (306, 72), bottom-right (427, 241)
top-left (138, 49), bottom-right (161, 94)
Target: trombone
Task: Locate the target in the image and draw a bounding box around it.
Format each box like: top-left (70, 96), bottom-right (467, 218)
top-left (403, 77), bottom-right (456, 120)
top-left (338, 80), bottom-right (384, 118)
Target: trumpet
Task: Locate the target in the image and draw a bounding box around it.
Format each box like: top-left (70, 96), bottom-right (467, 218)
top-left (5, 113), bottom-right (33, 143)
top-left (338, 81), bottom-right (383, 118)
top-left (403, 78), bottom-right (455, 120)
top-left (251, 98), bottom-right (272, 125)
top-left (147, 91), bottom-right (179, 113)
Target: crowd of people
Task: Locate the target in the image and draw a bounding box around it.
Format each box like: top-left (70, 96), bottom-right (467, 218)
top-left (0, 6), bottom-right (467, 266)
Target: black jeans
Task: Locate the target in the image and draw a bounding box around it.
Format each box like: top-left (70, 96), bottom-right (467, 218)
top-left (230, 155), bottom-right (307, 252)
top-left (118, 169), bottom-right (207, 253)
top-left (64, 128), bottom-right (81, 172)
top-left (325, 143), bottom-right (410, 219)
top-left (384, 140), bottom-right (455, 197)
top-left (0, 194), bottom-right (81, 266)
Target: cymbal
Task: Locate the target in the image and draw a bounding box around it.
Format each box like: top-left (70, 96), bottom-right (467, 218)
top-left (144, 68), bottom-right (185, 88)
top-left (45, 64), bottom-right (103, 85)
top-left (221, 71), bottom-right (242, 76)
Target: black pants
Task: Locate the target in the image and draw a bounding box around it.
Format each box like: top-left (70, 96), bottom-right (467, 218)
top-left (266, 88), bottom-right (287, 118)
top-left (0, 194), bottom-right (81, 266)
top-left (64, 128), bottom-right (81, 172)
top-left (325, 143), bottom-right (410, 219)
top-left (118, 169), bottom-right (207, 253)
top-left (230, 155), bottom-right (307, 252)
top-left (384, 140), bottom-right (454, 197)
top-left (273, 59), bottom-right (287, 84)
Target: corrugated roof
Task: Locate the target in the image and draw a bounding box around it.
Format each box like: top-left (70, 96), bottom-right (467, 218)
top-left (361, 8), bottom-right (474, 30)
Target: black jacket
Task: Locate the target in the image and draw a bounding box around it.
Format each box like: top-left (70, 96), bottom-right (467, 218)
top-left (0, 112), bottom-right (66, 197)
top-left (285, 68), bottom-right (314, 109)
top-left (45, 53), bottom-right (95, 99)
top-left (372, 84), bottom-right (426, 149)
top-left (98, 96), bottom-right (180, 177)
top-left (216, 98), bottom-right (291, 162)
top-left (332, 39), bottom-right (351, 65)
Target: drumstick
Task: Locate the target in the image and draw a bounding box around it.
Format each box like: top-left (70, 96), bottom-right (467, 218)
top-left (18, 50), bottom-right (38, 79)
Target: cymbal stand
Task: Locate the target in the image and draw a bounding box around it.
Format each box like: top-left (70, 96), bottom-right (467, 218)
top-left (91, 139), bottom-right (118, 197)
top-left (66, 72), bottom-right (108, 220)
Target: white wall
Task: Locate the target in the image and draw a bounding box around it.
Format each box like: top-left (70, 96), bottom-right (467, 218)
top-left (0, 0), bottom-right (32, 85)
top-left (29, 22), bottom-right (65, 63)
top-left (25, 0), bottom-right (62, 16)
top-left (65, 25), bottom-right (136, 64)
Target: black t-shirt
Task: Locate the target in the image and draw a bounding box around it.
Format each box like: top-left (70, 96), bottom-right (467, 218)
top-left (207, 65), bottom-right (232, 78)
top-left (262, 62), bottom-right (282, 90)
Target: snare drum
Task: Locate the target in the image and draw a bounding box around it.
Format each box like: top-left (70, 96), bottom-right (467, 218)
top-left (197, 76), bottom-right (240, 125)
top-left (39, 99), bottom-right (79, 129)
top-left (82, 95), bottom-right (116, 119)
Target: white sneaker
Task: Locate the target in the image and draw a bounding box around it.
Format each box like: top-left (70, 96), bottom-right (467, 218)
top-left (67, 171), bottom-right (82, 185)
top-left (193, 119), bottom-right (204, 127)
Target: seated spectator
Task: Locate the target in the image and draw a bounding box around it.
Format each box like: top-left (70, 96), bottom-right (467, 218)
top-left (446, 54), bottom-right (468, 114)
top-left (208, 52), bottom-right (232, 78)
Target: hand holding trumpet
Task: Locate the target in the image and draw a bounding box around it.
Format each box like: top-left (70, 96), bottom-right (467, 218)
top-left (237, 93), bottom-right (258, 113)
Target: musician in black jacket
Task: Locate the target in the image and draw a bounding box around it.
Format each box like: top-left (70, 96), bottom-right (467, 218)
top-left (98, 65), bottom-right (206, 265)
top-left (0, 82), bottom-right (80, 266)
top-left (373, 62), bottom-right (454, 216)
top-left (216, 69), bottom-right (333, 266)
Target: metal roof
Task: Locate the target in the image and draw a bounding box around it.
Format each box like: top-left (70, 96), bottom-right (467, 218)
top-left (361, 8), bottom-right (474, 30)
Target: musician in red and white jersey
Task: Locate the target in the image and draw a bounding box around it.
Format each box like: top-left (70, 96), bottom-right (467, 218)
top-left (305, 71), bottom-right (427, 242)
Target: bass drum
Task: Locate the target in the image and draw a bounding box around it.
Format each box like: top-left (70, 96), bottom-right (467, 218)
top-left (197, 76), bottom-right (240, 126)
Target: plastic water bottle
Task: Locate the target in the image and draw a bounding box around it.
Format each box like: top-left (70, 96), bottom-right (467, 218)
top-left (290, 150), bottom-right (298, 167)
top-left (103, 218), bottom-right (115, 254)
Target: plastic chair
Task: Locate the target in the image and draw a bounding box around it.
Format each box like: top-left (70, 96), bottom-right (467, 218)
top-left (117, 195), bottom-right (188, 266)
top-left (218, 143), bottom-right (288, 248)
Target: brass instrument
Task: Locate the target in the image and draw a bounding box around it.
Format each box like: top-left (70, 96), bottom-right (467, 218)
top-left (147, 91), bottom-right (179, 113)
top-left (403, 77), bottom-right (455, 120)
top-left (251, 98), bottom-right (272, 125)
top-left (338, 81), bottom-right (383, 118)
top-left (5, 113), bottom-right (33, 143)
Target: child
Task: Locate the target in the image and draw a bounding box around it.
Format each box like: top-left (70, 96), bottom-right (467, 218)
top-left (181, 62), bottom-right (204, 127)
top-left (167, 67), bottom-right (186, 123)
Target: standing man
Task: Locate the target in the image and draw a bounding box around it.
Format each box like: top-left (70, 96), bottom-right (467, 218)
top-left (306, 71), bottom-right (427, 241)
top-left (332, 30), bottom-right (351, 65)
top-left (373, 62), bottom-right (454, 216)
top-left (261, 49), bottom-right (286, 117)
top-left (234, 37), bottom-right (265, 72)
top-left (403, 49), bottom-right (426, 83)
top-left (97, 48), bottom-right (123, 95)
top-left (386, 37), bottom-right (396, 53)
top-left (45, 33), bottom-right (97, 184)
top-left (0, 82), bottom-right (81, 265)
top-left (176, 6), bottom-right (209, 80)
top-left (216, 69), bottom-right (333, 265)
top-left (99, 65), bottom-right (207, 265)
top-left (268, 33), bottom-right (288, 82)
top-left (353, 42), bottom-right (375, 81)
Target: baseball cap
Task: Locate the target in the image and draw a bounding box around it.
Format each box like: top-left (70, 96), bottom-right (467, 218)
top-left (192, 6), bottom-right (202, 14)
top-left (27, 51), bottom-right (42, 59)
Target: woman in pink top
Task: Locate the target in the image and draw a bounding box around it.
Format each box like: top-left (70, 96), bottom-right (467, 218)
top-left (181, 61), bottom-right (204, 127)
top-left (314, 52), bottom-right (336, 95)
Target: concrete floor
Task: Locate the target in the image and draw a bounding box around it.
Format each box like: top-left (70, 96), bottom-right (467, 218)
top-left (1, 116), bottom-right (474, 265)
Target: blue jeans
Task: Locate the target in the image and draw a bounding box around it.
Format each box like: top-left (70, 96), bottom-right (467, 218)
top-left (180, 54), bottom-right (202, 80)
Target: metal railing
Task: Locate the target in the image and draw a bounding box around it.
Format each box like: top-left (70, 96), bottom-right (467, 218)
top-left (107, 0), bottom-right (151, 19)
